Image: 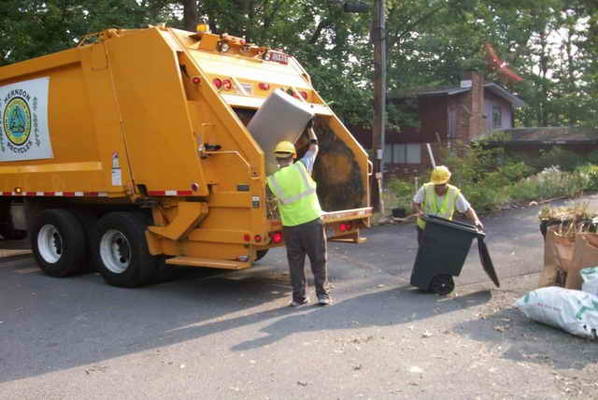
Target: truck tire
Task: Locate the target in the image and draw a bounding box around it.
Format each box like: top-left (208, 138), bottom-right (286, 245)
top-left (73, 210), bottom-right (99, 273)
top-left (0, 228), bottom-right (27, 240)
top-left (255, 249), bottom-right (269, 261)
top-left (94, 212), bottom-right (158, 288)
top-left (153, 257), bottom-right (178, 283)
top-left (0, 199), bottom-right (27, 240)
top-left (31, 209), bottom-right (87, 277)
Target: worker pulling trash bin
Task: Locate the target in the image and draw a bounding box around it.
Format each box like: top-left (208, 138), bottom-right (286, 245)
top-left (410, 215), bottom-right (500, 295)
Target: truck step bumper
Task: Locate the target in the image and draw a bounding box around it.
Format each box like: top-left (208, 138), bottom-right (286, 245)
top-left (165, 256), bottom-right (250, 270)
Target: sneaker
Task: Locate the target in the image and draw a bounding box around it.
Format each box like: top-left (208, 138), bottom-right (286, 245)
top-left (317, 296), bottom-right (332, 306)
top-left (289, 298), bottom-right (310, 307)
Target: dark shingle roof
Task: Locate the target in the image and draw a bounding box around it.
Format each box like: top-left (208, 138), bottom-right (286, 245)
top-left (391, 81), bottom-right (525, 107)
top-left (481, 127), bottom-right (598, 145)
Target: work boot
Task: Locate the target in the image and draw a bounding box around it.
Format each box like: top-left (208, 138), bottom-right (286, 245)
top-left (317, 295), bottom-right (332, 306)
top-left (289, 298), bottom-right (310, 307)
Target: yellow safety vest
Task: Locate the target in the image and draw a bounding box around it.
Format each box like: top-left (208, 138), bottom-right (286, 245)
top-left (416, 183), bottom-right (460, 229)
top-left (267, 161), bottom-right (322, 227)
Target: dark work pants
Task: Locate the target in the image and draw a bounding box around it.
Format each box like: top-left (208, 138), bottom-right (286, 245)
top-left (283, 218), bottom-right (329, 302)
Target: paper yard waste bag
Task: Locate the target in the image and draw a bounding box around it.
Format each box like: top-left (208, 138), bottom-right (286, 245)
top-left (552, 230), bottom-right (576, 272)
top-left (581, 267), bottom-right (598, 296)
top-left (568, 233), bottom-right (598, 289)
top-left (247, 89), bottom-right (315, 175)
top-left (539, 226), bottom-right (569, 287)
top-left (515, 286), bottom-right (598, 339)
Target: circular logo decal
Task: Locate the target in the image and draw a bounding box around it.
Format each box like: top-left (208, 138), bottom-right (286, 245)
top-left (3, 97), bottom-right (32, 146)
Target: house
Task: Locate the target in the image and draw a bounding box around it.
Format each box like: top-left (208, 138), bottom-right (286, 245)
top-left (352, 71), bottom-right (525, 174)
top-left (480, 127), bottom-right (598, 158)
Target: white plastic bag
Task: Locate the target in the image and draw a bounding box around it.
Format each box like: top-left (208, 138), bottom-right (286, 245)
top-left (515, 286), bottom-right (598, 339)
top-left (581, 266), bottom-right (598, 296)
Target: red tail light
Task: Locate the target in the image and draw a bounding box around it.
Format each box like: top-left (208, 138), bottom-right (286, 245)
top-left (192, 76), bottom-right (201, 84)
top-left (243, 234), bottom-right (251, 242)
top-left (271, 231), bottom-right (283, 244)
top-left (222, 79), bottom-right (232, 90)
top-left (339, 222), bottom-right (353, 232)
top-left (300, 91), bottom-right (308, 99)
top-left (258, 82), bottom-right (270, 90)
top-left (254, 235), bottom-right (262, 243)
top-left (213, 78), bottom-right (223, 89)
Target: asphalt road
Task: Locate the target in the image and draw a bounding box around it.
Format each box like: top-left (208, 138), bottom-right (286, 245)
top-left (1, 196), bottom-right (597, 399)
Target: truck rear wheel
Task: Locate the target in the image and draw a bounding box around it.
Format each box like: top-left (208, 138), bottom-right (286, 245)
top-left (31, 209), bottom-right (87, 277)
top-left (94, 212), bottom-right (157, 288)
top-left (0, 200), bottom-right (27, 240)
top-left (255, 249), bottom-right (269, 261)
top-left (73, 210), bottom-right (99, 273)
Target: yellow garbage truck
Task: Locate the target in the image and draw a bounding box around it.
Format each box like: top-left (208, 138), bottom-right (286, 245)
top-left (0, 26), bottom-right (372, 287)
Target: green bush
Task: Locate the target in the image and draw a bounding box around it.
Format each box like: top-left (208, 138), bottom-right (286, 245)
top-left (461, 181), bottom-right (510, 213)
top-left (576, 164), bottom-right (598, 191)
top-left (498, 161), bottom-right (534, 181)
top-left (585, 150), bottom-right (598, 165)
top-left (386, 178), bottom-right (417, 211)
top-left (508, 167), bottom-right (589, 201)
top-left (385, 145), bottom-right (598, 217)
top-left (532, 148), bottom-right (583, 171)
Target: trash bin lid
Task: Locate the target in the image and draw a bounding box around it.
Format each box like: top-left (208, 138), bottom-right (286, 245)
top-left (423, 215), bottom-right (485, 237)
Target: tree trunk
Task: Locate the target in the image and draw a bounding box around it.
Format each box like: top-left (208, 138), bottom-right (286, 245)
top-left (182, 0), bottom-right (198, 32)
top-left (539, 29), bottom-right (548, 126)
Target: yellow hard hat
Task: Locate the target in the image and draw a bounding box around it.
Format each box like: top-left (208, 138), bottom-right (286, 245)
top-left (430, 165), bottom-right (451, 184)
top-left (273, 141), bottom-right (296, 157)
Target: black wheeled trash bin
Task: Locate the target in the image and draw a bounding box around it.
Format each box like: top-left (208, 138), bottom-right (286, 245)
top-left (410, 215), bottom-right (500, 295)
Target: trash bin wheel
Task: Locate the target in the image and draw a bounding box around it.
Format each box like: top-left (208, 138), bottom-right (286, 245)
top-left (429, 274), bottom-right (455, 295)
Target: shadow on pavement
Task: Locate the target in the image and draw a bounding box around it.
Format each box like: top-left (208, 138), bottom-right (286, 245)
top-left (229, 288), bottom-right (491, 351)
top-left (0, 254), bottom-right (490, 384)
top-left (0, 257), bottom-right (290, 383)
top-left (453, 307), bottom-right (598, 370)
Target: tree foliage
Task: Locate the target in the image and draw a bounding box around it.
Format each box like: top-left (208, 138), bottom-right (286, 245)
top-left (0, 0), bottom-right (595, 128)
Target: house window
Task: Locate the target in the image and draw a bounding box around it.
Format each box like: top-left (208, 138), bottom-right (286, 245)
top-left (492, 104), bottom-right (502, 129)
top-left (383, 144), bottom-right (392, 165)
top-left (391, 143), bottom-right (421, 164)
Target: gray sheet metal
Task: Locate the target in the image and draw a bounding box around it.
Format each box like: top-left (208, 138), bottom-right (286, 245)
top-left (247, 89), bottom-right (315, 175)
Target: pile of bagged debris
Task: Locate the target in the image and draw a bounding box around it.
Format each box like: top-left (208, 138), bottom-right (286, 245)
top-left (515, 204), bottom-right (598, 339)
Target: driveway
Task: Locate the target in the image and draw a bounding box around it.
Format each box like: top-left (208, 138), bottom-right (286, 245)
top-left (1, 196), bottom-right (597, 399)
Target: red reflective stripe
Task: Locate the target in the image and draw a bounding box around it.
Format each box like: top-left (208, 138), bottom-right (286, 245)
top-left (0, 190), bottom-right (193, 197)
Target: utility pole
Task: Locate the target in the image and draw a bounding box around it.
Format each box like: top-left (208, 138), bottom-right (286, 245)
top-left (339, 0), bottom-right (385, 212)
top-left (371, 0), bottom-right (386, 213)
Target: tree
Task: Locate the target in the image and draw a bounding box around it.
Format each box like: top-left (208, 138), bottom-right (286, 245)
top-left (0, 0), bottom-right (595, 128)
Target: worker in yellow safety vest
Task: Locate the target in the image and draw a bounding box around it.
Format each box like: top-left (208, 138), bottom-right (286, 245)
top-left (267, 122), bottom-right (331, 307)
top-left (412, 165), bottom-right (484, 246)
